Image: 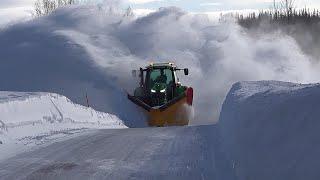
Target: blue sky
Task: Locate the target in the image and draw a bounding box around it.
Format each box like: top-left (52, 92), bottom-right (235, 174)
top-left (0, 0), bottom-right (319, 11)
top-left (125, 0), bottom-right (272, 12)
top-left (124, 0), bottom-right (320, 12)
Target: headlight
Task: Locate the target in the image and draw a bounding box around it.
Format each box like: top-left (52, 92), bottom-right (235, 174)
top-left (160, 89), bottom-right (166, 93)
top-left (151, 89), bottom-right (156, 93)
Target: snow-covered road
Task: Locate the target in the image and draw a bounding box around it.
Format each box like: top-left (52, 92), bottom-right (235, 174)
top-left (0, 126), bottom-right (235, 180)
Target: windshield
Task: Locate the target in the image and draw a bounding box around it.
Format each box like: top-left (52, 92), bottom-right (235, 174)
top-left (148, 68), bottom-right (174, 88)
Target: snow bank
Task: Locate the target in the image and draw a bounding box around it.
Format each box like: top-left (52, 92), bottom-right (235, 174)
top-left (1, 5), bottom-right (319, 125)
top-left (0, 91), bottom-right (126, 161)
top-left (219, 81), bottom-right (320, 180)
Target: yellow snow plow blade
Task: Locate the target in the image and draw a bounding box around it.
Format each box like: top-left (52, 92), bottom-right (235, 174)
top-left (128, 94), bottom-right (191, 127)
top-left (147, 96), bottom-right (189, 126)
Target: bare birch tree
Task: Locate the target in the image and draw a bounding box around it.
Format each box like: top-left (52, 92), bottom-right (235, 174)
top-left (34, 0), bottom-right (77, 17)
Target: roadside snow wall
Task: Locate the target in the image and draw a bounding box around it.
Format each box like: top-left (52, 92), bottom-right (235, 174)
top-left (0, 92), bottom-right (125, 141)
top-left (219, 81), bottom-right (320, 180)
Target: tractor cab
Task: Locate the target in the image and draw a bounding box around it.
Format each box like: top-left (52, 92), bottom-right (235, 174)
top-left (132, 63), bottom-right (189, 107)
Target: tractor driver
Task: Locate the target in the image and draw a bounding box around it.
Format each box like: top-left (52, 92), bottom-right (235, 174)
top-left (155, 70), bottom-right (167, 84)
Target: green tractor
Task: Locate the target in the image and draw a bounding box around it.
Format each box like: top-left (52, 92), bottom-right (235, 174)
top-left (128, 62), bottom-right (193, 126)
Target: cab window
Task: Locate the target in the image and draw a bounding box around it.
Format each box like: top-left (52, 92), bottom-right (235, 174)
top-left (149, 69), bottom-right (161, 83)
top-left (148, 69), bottom-right (174, 87)
top-left (163, 69), bottom-right (173, 85)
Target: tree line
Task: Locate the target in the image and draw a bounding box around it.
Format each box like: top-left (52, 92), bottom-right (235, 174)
top-left (236, 0), bottom-right (320, 27)
top-left (237, 8), bottom-right (320, 28)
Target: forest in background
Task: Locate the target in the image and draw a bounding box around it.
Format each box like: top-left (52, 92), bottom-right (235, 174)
top-left (233, 0), bottom-right (320, 60)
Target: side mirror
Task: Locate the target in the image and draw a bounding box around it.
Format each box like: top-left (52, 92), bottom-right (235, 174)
top-left (184, 68), bottom-right (189, 76)
top-left (132, 70), bottom-right (137, 77)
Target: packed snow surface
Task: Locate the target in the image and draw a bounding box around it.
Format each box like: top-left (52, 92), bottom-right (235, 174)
top-left (219, 81), bottom-right (320, 180)
top-left (0, 126), bottom-right (236, 180)
top-left (0, 91), bottom-right (126, 161)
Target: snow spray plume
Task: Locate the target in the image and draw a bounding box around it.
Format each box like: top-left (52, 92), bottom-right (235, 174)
top-left (0, 5), bottom-right (319, 126)
top-left (114, 7), bottom-right (320, 124)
